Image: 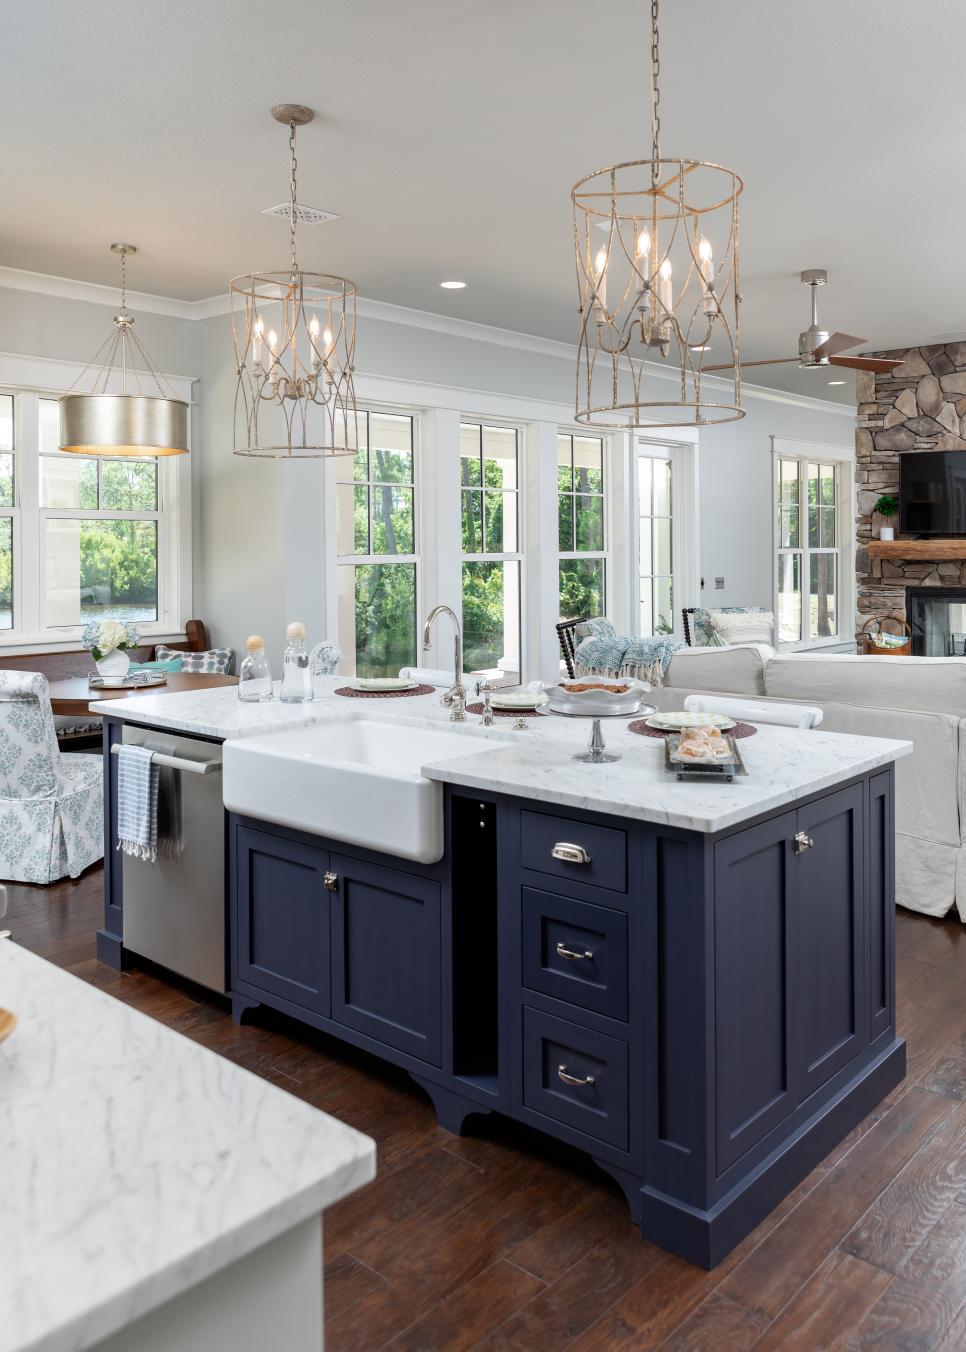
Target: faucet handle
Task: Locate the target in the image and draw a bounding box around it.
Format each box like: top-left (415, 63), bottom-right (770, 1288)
top-left (475, 679), bottom-right (492, 697)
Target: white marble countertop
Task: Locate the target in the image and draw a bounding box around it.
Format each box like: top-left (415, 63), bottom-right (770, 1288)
top-left (91, 678), bottom-right (911, 834)
top-left (0, 941), bottom-right (375, 1352)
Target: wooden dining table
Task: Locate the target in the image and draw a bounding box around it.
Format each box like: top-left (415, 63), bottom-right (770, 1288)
top-left (47, 672), bottom-right (237, 717)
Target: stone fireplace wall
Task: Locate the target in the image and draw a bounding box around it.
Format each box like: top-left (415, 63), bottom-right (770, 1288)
top-left (855, 342), bottom-right (966, 638)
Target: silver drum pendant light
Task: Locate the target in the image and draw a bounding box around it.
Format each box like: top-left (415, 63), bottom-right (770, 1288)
top-left (59, 244), bottom-right (189, 456)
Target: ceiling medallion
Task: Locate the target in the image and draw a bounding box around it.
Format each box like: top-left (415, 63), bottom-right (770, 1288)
top-left (59, 244), bottom-right (189, 456)
top-left (572, 0), bottom-right (745, 428)
top-left (231, 104), bottom-right (359, 459)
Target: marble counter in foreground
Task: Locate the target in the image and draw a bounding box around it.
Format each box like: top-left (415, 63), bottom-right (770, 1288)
top-left (0, 941), bottom-right (375, 1352)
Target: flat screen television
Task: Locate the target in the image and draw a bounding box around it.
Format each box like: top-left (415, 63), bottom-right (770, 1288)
top-left (899, 450), bottom-right (966, 535)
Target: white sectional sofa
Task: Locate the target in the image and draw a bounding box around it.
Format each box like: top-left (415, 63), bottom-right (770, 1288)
top-left (653, 646), bottom-right (965, 922)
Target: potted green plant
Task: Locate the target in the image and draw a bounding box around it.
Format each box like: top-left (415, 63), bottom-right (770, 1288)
top-left (873, 493), bottom-right (899, 541)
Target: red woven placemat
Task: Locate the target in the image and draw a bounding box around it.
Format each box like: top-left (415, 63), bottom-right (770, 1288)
top-left (629, 719), bottom-right (758, 739)
top-left (334, 684), bottom-right (435, 699)
top-left (465, 702), bottom-right (541, 719)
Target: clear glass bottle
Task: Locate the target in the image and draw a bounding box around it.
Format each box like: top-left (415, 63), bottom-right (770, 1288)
top-left (280, 620), bottom-right (313, 703)
top-left (237, 635), bottom-right (273, 702)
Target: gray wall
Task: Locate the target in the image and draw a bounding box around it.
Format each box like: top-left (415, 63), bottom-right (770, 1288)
top-left (2, 284), bottom-right (855, 656)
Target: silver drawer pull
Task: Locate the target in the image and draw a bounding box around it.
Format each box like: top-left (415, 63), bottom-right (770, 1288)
top-left (556, 942), bottom-right (594, 962)
top-left (551, 842), bottom-right (592, 865)
top-left (557, 1064), bottom-right (595, 1088)
top-left (793, 831), bottom-right (814, 855)
top-left (323, 871), bottom-right (339, 892)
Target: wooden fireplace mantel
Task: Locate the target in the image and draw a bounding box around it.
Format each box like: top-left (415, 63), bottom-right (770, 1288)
top-left (867, 538), bottom-right (966, 561)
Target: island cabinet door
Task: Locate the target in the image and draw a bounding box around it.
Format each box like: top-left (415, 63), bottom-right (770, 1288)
top-left (330, 855), bottom-right (442, 1067)
top-left (233, 824), bottom-right (332, 1017)
top-left (794, 783), bottom-right (865, 1100)
top-left (714, 811), bottom-right (798, 1173)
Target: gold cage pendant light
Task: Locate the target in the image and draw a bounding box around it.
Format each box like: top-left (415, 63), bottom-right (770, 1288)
top-left (59, 244), bottom-right (189, 456)
top-left (231, 105), bottom-right (360, 459)
top-left (572, 0), bottom-right (745, 429)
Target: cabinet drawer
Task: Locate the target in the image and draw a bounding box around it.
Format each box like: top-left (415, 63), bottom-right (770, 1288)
top-left (522, 1007), bottom-right (629, 1150)
top-left (521, 887), bottom-right (628, 1020)
top-left (520, 810), bottom-right (627, 894)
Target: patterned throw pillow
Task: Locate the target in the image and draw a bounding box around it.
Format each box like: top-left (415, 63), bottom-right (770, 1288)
top-left (574, 617), bottom-right (617, 640)
top-left (690, 606), bottom-right (766, 647)
top-left (155, 644), bottom-right (234, 675)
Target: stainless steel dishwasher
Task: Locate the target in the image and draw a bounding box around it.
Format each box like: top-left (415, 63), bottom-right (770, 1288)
top-left (119, 724), bottom-right (227, 994)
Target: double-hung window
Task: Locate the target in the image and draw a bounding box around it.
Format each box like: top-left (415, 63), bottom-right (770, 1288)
top-left (775, 455), bottom-right (845, 646)
top-left (557, 432), bottom-right (606, 622)
top-left (637, 452), bottom-right (674, 636)
top-left (335, 410), bottom-right (418, 677)
top-left (459, 421), bottom-right (522, 684)
top-left (0, 388), bottom-right (187, 643)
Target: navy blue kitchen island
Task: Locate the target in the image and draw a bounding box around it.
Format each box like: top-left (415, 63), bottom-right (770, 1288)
top-left (95, 685), bottom-right (909, 1269)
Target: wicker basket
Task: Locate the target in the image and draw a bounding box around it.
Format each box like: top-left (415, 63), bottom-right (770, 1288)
top-left (861, 614), bottom-right (912, 656)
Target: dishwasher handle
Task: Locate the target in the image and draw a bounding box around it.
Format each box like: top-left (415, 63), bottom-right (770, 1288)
top-left (111, 744), bottom-right (222, 776)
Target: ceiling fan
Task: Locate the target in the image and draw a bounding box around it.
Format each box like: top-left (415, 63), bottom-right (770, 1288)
top-left (705, 269), bottom-right (903, 376)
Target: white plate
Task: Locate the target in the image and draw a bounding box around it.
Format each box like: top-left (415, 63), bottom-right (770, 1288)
top-left (646, 711), bottom-right (736, 731)
top-left (350, 677), bottom-right (418, 692)
top-left (490, 691), bottom-right (548, 710)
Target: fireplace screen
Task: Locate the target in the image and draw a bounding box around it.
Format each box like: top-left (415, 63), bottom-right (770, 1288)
top-left (906, 588), bottom-right (966, 656)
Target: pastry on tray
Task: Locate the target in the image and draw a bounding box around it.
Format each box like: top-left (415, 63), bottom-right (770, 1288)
top-left (671, 726), bottom-right (734, 764)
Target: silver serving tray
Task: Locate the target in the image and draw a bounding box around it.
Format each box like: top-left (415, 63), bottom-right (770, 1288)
top-left (665, 732), bottom-right (748, 782)
top-left (88, 672), bottom-right (169, 690)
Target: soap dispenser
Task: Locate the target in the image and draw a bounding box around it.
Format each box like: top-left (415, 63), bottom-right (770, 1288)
top-left (237, 635), bottom-right (273, 702)
top-left (280, 621), bottom-right (313, 703)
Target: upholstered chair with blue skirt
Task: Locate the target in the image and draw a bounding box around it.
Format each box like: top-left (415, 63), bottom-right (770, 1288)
top-left (0, 670), bottom-right (104, 883)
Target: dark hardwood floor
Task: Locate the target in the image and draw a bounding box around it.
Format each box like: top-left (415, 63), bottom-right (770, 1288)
top-left (8, 867), bottom-right (966, 1350)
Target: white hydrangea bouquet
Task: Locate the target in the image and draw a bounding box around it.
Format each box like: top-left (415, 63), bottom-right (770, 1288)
top-left (82, 618), bottom-right (141, 677)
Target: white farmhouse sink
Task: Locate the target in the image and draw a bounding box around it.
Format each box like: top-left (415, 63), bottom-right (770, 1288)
top-left (223, 718), bottom-right (497, 864)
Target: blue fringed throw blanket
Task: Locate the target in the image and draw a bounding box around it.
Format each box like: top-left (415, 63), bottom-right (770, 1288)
top-left (574, 632), bottom-right (683, 686)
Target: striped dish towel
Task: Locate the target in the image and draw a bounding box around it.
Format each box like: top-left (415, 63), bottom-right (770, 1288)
top-left (116, 744), bottom-right (159, 862)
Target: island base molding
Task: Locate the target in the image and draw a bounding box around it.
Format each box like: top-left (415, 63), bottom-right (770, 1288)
top-left (640, 1036), bottom-right (906, 1268)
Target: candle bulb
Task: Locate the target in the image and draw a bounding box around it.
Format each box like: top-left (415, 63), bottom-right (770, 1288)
top-left (636, 229), bottom-right (652, 263)
top-left (594, 246), bottom-right (608, 312)
top-left (252, 315), bottom-right (264, 366)
top-left (659, 258), bottom-right (673, 313)
top-left (309, 314), bottom-right (321, 368)
top-left (322, 327), bottom-right (333, 359)
top-left (698, 237), bottom-right (714, 288)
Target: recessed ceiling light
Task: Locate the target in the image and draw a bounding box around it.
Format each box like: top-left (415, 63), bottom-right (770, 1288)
top-left (440, 280), bottom-right (467, 289)
top-left (827, 379), bottom-right (846, 386)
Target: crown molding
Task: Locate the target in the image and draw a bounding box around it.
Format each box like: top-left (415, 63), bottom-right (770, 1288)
top-left (0, 264), bottom-right (853, 417)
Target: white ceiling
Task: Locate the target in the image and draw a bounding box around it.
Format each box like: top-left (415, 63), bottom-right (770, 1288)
top-left (3, 0), bottom-right (965, 406)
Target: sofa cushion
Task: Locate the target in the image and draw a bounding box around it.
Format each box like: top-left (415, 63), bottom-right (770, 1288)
top-left (765, 653), bottom-right (966, 718)
top-left (664, 644), bottom-right (774, 695)
top-left (575, 617), bottom-right (617, 640)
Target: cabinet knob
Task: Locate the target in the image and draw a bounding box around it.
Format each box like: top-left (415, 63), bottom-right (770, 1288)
top-left (551, 842), bottom-right (592, 865)
top-left (323, 871), bottom-right (339, 891)
top-left (793, 831), bottom-right (814, 855)
top-left (557, 1064), bottom-right (595, 1088)
top-left (556, 942), bottom-right (594, 962)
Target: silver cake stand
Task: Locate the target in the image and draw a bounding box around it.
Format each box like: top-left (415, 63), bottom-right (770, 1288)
top-left (537, 702), bottom-right (656, 763)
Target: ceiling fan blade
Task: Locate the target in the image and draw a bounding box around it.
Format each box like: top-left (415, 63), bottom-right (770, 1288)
top-left (811, 331), bottom-right (868, 360)
top-left (703, 357), bottom-right (799, 372)
top-left (829, 354), bottom-right (904, 373)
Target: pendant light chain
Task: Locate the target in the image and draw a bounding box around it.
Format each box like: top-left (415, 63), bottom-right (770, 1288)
top-left (650, 0), bottom-right (661, 187)
top-left (288, 121), bottom-right (299, 276)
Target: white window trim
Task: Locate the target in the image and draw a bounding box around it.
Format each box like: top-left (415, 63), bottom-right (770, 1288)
top-left (629, 434), bottom-right (700, 642)
top-left (772, 437), bottom-right (855, 652)
top-left (0, 352), bottom-right (195, 650)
